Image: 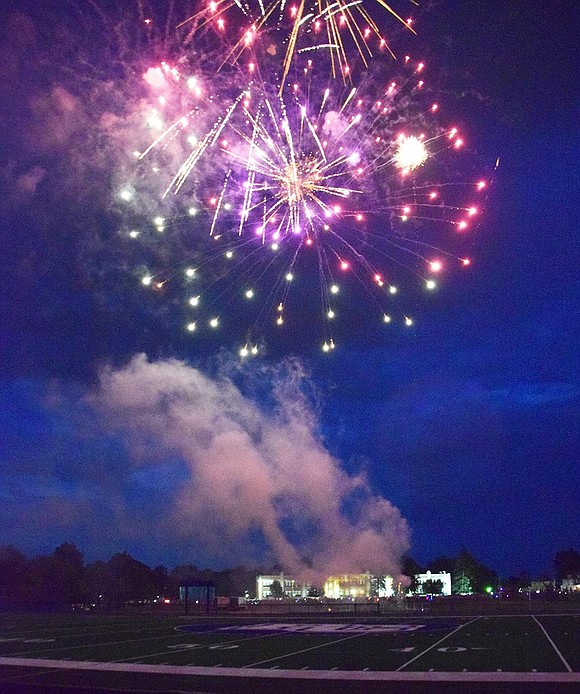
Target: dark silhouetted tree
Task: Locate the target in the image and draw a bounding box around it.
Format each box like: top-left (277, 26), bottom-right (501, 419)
top-left (52, 543), bottom-right (86, 603)
top-left (401, 556), bottom-right (423, 593)
top-left (152, 565), bottom-right (170, 597)
top-left (430, 556), bottom-right (455, 574)
top-left (85, 560), bottom-right (111, 604)
top-left (371, 575), bottom-right (386, 596)
top-left (554, 549), bottom-right (580, 583)
top-left (0, 545), bottom-right (28, 604)
top-left (269, 579), bottom-right (284, 598)
top-left (421, 579), bottom-right (444, 595)
top-left (453, 550), bottom-right (497, 594)
top-left (107, 552), bottom-right (155, 604)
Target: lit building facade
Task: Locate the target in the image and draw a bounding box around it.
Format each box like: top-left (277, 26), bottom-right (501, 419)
top-left (561, 577), bottom-right (580, 592)
top-left (256, 572), bottom-right (395, 600)
top-left (324, 573), bottom-right (394, 598)
top-left (413, 570), bottom-right (452, 596)
top-left (256, 573), bottom-right (308, 600)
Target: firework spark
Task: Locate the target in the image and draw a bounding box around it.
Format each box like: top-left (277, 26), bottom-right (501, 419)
top-left (119, 43), bottom-right (488, 354)
top-left (178, 0), bottom-right (417, 83)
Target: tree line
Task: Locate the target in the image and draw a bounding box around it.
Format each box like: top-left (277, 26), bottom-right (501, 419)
top-left (0, 544), bottom-right (257, 608)
top-left (403, 548), bottom-right (580, 595)
top-left (0, 544), bottom-right (578, 607)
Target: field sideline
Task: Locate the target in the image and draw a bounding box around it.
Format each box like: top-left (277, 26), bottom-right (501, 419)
top-left (0, 612), bottom-right (578, 693)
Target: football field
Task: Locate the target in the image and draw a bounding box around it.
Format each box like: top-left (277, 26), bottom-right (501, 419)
top-left (0, 612), bottom-right (578, 693)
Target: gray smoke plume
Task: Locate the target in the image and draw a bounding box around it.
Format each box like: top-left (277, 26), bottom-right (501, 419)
top-left (92, 354), bottom-right (410, 582)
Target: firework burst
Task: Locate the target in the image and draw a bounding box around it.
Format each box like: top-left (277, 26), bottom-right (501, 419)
top-left (178, 0), bottom-right (417, 84)
top-left (117, 35), bottom-right (489, 355)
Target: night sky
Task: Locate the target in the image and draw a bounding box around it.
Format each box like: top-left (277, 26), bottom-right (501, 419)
top-left (1, 0), bottom-right (578, 579)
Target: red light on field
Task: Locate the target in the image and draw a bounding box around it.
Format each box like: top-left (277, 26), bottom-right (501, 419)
top-left (457, 220), bottom-right (468, 230)
top-left (306, 238), bottom-right (313, 246)
top-left (477, 180), bottom-right (487, 190)
top-left (217, 18), bottom-right (225, 29)
top-left (340, 261), bottom-right (349, 270)
top-left (209, 197), bottom-right (217, 205)
top-left (429, 260), bottom-right (442, 272)
top-left (461, 258), bottom-right (471, 266)
top-left (429, 191), bottom-right (438, 200)
top-left (430, 103), bottom-right (438, 112)
top-left (468, 206), bottom-right (477, 216)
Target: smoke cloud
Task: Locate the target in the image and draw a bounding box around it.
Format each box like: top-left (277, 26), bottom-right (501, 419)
top-left (92, 354), bottom-right (410, 581)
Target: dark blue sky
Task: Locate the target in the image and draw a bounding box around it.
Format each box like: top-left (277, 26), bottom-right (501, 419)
top-left (0, 0), bottom-right (578, 578)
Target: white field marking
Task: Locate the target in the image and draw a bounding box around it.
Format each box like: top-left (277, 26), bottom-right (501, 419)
top-left (241, 632), bottom-right (368, 668)
top-left (1, 659), bottom-right (579, 684)
top-left (114, 630), bottom-right (282, 664)
top-left (396, 617), bottom-right (482, 672)
top-left (22, 639), bottom-right (55, 644)
top-left (8, 628), bottom-right (190, 659)
top-left (532, 616), bottom-right (573, 673)
top-left (4, 620), bottom-right (170, 646)
top-left (217, 623), bottom-right (424, 634)
top-left (0, 638), bottom-right (55, 644)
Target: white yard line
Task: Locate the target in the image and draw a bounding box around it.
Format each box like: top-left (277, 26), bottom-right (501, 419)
top-left (396, 616), bottom-right (482, 671)
top-left (0, 657), bottom-right (579, 682)
top-left (532, 616), bottom-right (573, 673)
top-left (241, 632), bottom-right (367, 668)
top-left (113, 630), bottom-right (282, 664)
